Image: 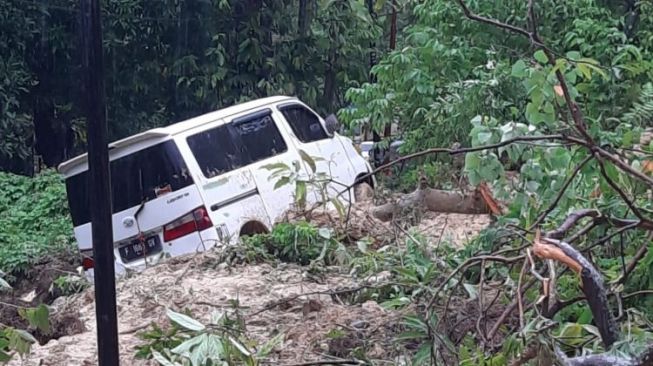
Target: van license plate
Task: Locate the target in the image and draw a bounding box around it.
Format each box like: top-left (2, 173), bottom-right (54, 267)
top-left (119, 235), bottom-right (162, 262)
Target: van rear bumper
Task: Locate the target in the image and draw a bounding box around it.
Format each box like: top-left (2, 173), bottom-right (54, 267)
top-left (83, 226), bottom-right (222, 281)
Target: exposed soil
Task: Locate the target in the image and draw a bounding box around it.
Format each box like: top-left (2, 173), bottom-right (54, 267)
top-left (5, 210), bottom-right (491, 365)
top-left (7, 254), bottom-right (410, 365)
top-left (0, 253), bottom-right (85, 345)
top-left (288, 204), bottom-right (492, 249)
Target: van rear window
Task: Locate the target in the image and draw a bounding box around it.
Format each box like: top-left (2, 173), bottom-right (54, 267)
top-left (65, 141), bottom-right (193, 226)
top-left (187, 109), bottom-right (288, 178)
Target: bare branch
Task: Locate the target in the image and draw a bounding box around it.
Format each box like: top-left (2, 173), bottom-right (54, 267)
top-left (453, 0), bottom-right (538, 44)
top-left (582, 222), bottom-right (640, 252)
top-left (545, 209), bottom-right (601, 239)
top-left (618, 231), bottom-right (653, 284)
top-left (527, 0), bottom-right (538, 40)
top-left (534, 232), bottom-right (619, 347)
top-left (596, 146), bottom-right (653, 188)
top-left (596, 153), bottom-right (648, 222)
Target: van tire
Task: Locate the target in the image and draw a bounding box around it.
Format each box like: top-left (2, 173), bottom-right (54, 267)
top-left (239, 221), bottom-right (269, 237)
top-left (353, 182), bottom-right (374, 203)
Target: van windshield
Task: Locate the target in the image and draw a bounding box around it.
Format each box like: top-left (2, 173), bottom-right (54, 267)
top-left (65, 140), bottom-right (193, 226)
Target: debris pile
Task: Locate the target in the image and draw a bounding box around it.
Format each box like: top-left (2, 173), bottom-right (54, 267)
top-left (8, 253), bottom-right (408, 365)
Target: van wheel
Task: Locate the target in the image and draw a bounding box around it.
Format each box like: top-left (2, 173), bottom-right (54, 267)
top-left (354, 182), bottom-right (374, 203)
top-left (239, 221), bottom-right (269, 237)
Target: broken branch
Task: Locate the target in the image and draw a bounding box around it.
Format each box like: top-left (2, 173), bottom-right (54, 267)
top-left (533, 230), bottom-right (618, 348)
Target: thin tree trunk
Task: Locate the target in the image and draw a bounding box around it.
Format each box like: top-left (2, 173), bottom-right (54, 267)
top-left (624, 0), bottom-right (641, 40)
top-left (298, 0), bottom-right (308, 36)
top-left (383, 0), bottom-right (398, 140)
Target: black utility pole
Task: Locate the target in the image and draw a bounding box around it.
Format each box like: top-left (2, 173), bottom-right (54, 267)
top-left (79, 0), bottom-right (120, 365)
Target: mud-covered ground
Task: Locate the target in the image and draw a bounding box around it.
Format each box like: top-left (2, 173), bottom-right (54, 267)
top-left (5, 211), bottom-right (491, 365)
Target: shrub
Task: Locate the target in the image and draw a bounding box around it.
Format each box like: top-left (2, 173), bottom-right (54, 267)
top-left (0, 170), bottom-right (75, 278)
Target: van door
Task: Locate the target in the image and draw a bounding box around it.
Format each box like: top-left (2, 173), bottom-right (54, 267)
top-left (226, 109), bottom-right (302, 223)
top-left (274, 103), bottom-right (358, 204)
top-left (182, 116), bottom-right (275, 240)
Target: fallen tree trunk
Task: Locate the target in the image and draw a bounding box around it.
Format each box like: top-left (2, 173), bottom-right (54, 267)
top-left (371, 187), bottom-right (490, 222)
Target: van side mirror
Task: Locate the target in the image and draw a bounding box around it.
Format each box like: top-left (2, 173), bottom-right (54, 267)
top-left (324, 114), bottom-right (341, 135)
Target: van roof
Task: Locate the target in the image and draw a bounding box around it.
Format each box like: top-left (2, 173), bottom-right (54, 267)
top-left (58, 95), bottom-right (296, 175)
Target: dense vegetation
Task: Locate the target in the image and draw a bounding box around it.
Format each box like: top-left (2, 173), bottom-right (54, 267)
top-left (0, 0), bottom-right (395, 174)
top-left (0, 171), bottom-right (75, 279)
top-left (2, 0), bottom-right (653, 364)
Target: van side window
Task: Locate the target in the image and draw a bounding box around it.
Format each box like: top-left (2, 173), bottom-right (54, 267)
top-left (233, 111), bottom-right (288, 162)
top-left (187, 124), bottom-right (241, 178)
top-left (187, 110), bottom-right (288, 179)
top-left (278, 104), bottom-right (328, 143)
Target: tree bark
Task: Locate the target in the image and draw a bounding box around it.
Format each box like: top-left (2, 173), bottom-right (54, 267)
top-left (371, 187), bottom-right (490, 221)
top-left (298, 0), bottom-right (309, 36)
top-left (382, 0), bottom-right (397, 141)
top-left (624, 0), bottom-right (641, 40)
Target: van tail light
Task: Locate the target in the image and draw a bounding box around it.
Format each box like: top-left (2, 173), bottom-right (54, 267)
top-left (163, 207), bottom-right (213, 242)
top-left (81, 249), bottom-right (94, 270)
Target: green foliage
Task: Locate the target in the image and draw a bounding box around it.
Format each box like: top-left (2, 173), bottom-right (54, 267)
top-left (261, 150), bottom-right (347, 218)
top-left (339, 0), bottom-right (653, 153)
top-left (0, 170), bottom-right (75, 278)
top-left (622, 83), bottom-right (653, 127)
top-left (0, 0), bottom-right (384, 173)
top-left (51, 274), bottom-right (89, 297)
top-left (0, 328), bottom-right (38, 364)
top-left (137, 308), bottom-right (282, 366)
top-left (243, 222), bottom-right (348, 266)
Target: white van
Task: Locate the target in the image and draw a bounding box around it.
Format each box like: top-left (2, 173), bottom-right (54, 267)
top-left (58, 96), bottom-right (374, 278)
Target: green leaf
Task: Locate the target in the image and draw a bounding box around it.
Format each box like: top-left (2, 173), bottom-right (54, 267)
top-left (580, 58), bottom-right (608, 80)
top-left (464, 152), bottom-right (481, 170)
top-left (273, 176), bottom-right (290, 190)
top-left (356, 240), bottom-right (368, 253)
top-left (550, 58), bottom-right (568, 76)
top-left (462, 283), bottom-right (477, 300)
top-left (12, 329), bottom-right (36, 344)
top-left (582, 324), bottom-right (601, 338)
top-left (228, 336), bottom-right (251, 357)
top-left (6, 328), bottom-right (36, 356)
top-left (534, 50), bottom-right (549, 64)
top-left (577, 63), bottom-right (592, 80)
top-left (21, 305), bottom-right (49, 334)
top-left (188, 334), bottom-right (211, 366)
top-left (622, 130), bottom-right (634, 147)
top-left (256, 333), bottom-right (284, 358)
top-left (558, 323), bottom-right (583, 344)
top-left (166, 309), bottom-right (205, 332)
top-left (566, 51), bottom-right (581, 60)
top-left (171, 334), bottom-right (206, 355)
top-left (318, 227), bottom-right (332, 239)
top-left (151, 350), bottom-right (180, 366)
top-left (330, 197), bottom-right (346, 220)
top-left (0, 350), bottom-right (11, 362)
top-left (511, 60), bottom-right (527, 78)
top-left (298, 149), bottom-right (316, 173)
top-left (477, 132), bottom-right (493, 144)
top-left (295, 180), bottom-right (307, 208)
